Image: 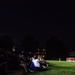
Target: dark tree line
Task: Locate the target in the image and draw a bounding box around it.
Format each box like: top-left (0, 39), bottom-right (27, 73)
top-left (0, 35), bottom-right (14, 51)
top-left (20, 35), bottom-right (40, 54)
top-left (46, 37), bottom-right (67, 60)
top-left (0, 35), bottom-right (67, 60)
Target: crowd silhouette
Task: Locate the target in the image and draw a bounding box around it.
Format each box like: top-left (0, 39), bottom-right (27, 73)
top-left (18, 54), bottom-right (48, 72)
top-left (0, 35), bottom-right (68, 75)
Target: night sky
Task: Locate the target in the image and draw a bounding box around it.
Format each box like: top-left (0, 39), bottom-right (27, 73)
top-left (0, 1), bottom-right (75, 47)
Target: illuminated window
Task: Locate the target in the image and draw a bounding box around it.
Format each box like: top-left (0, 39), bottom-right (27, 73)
top-left (43, 52), bottom-right (46, 54)
top-left (38, 52), bottom-right (40, 54)
top-left (45, 52), bottom-right (46, 54)
top-left (38, 49), bottom-right (40, 51)
top-left (42, 52), bottom-right (45, 54)
top-left (43, 49), bottom-right (46, 51)
top-left (43, 55), bottom-right (45, 58)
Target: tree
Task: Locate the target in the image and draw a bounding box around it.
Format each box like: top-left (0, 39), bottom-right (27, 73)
top-left (0, 35), bottom-right (14, 51)
top-left (20, 35), bottom-right (40, 54)
top-left (46, 36), bottom-right (66, 60)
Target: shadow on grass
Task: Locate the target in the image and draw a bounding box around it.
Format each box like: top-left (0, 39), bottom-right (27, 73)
top-left (22, 69), bottom-right (51, 75)
top-left (22, 71), bottom-right (43, 75)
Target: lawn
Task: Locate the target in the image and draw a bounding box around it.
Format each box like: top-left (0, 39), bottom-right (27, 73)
top-left (22, 60), bottom-right (75, 75)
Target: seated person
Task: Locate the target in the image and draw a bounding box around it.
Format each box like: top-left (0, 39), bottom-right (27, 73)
top-left (32, 55), bottom-right (41, 71)
top-left (18, 54), bottom-right (27, 72)
top-left (26, 56), bottom-right (34, 72)
top-left (40, 57), bottom-right (48, 70)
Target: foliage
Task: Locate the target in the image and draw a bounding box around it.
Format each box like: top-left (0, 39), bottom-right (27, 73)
top-left (46, 36), bottom-right (66, 59)
top-left (20, 35), bottom-right (39, 53)
top-left (0, 35), bottom-right (14, 51)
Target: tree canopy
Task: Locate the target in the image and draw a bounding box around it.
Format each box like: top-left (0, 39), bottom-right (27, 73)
top-left (0, 35), bottom-right (14, 51)
top-left (46, 36), bottom-right (66, 59)
top-left (20, 35), bottom-right (40, 53)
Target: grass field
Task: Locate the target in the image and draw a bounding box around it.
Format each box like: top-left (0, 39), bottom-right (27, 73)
top-left (22, 60), bottom-right (75, 75)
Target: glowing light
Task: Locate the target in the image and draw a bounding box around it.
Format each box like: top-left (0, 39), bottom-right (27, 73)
top-left (43, 49), bottom-right (46, 51)
top-left (38, 48), bottom-right (40, 51)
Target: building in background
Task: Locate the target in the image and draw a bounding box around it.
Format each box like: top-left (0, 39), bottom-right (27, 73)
top-left (66, 47), bottom-right (75, 62)
top-left (34, 48), bottom-right (46, 59)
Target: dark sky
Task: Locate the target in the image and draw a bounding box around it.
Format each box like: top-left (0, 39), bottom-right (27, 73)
top-left (0, 1), bottom-right (75, 47)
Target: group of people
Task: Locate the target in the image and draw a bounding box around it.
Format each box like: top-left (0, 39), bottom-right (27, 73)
top-left (18, 54), bottom-right (48, 72)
